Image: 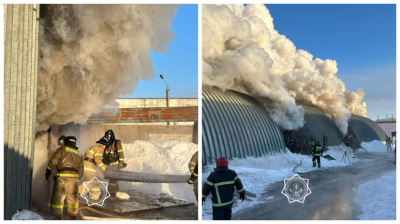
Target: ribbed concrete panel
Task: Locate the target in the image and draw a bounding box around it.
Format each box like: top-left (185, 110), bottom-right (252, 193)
top-left (202, 86), bottom-right (285, 165)
top-left (298, 104), bottom-right (343, 146)
top-left (348, 114), bottom-right (387, 147)
top-left (4, 4), bottom-right (40, 220)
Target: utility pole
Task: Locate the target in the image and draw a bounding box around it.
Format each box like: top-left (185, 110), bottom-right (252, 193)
top-left (160, 74), bottom-right (170, 125)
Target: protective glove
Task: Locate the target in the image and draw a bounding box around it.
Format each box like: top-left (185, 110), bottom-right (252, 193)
top-left (188, 179), bottom-right (194, 184)
top-left (240, 194), bottom-right (245, 202)
top-left (100, 165), bottom-right (106, 172)
top-left (45, 169), bottom-right (52, 181)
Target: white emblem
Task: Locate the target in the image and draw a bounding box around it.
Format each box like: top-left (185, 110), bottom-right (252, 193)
top-left (281, 173), bottom-right (311, 203)
top-left (80, 177), bottom-right (110, 206)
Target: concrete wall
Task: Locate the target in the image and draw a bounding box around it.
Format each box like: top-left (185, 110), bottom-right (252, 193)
top-left (378, 122), bottom-right (396, 137)
top-left (4, 4), bottom-right (40, 220)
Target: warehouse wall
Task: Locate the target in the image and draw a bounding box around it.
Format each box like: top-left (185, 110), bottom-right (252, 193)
top-left (4, 4), bottom-right (40, 220)
top-left (348, 114), bottom-right (388, 147)
top-left (202, 86), bottom-right (286, 165)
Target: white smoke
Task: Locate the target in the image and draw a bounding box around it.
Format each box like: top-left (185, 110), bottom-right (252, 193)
top-left (202, 4), bottom-right (365, 134)
top-left (37, 5), bottom-right (179, 132)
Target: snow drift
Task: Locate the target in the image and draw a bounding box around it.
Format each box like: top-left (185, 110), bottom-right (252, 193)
top-left (360, 140), bottom-right (389, 152)
top-left (353, 170), bottom-right (396, 220)
top-left (37, 5), bottom-right (179, 132)
top-left (118, 140), bottom-right (198, 202)
top-left (202, 4), bottom-right (365, 134)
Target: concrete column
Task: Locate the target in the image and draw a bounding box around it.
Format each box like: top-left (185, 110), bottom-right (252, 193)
top-left (3, 4), bottom-right (40, 220)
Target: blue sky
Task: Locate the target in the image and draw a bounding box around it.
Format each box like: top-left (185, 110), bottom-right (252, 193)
top-left (265, 4), bottom-right (396, 121)
top-left (122, 4), bottom-right (198, 99)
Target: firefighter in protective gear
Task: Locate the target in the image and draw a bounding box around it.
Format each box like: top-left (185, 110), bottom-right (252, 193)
top-left (343, 134), bottom-right (350, 146)
top-left (103, 130), bottom-right (125, 195)
top-left (45, 136), bottom-right (83, 220)
top-left (188, 151), bottom-right (198, 201)
top-left (287, 134), bottom-right (295, 152)
top-left (309, 137), bottom-right (316, 154)
top-left (202, 157), bottom-right (245, 220)
top-left (78, 136), bottom-right (109, 200)
top-left (386, 137), bottom-right (393, 152)
top-left (312, 141), bottom-right (323, 168)
top-left (297, 135), bottom-right (308, 154)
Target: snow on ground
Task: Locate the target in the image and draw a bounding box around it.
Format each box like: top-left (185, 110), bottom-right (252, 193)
top-left (353, 170), bottom-right (396, 220)
top-left (202, 144), bottom-right (356, 220)
top-left (360, 140), bottom-right (391, 152)
top-left (116, 140), bottom-right (197, 202)
top-left (12, 210), bottom-right (44, 220)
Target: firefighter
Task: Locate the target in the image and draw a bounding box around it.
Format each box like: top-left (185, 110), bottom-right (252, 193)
top-left (386, 137), bottom-right (393, 152)
top-left (102, 130), bottom-right (125, 195)
top-left (309, 137), bottom-right (316, 154)
top-left (45, 136), bottom-right (83, 220)
top-left (287, 134), bottom-right (295, 152)
top-left (297, 135), bottom-right (308, 154)
top-left (312, 141), bottom-right (323, 168)
top-left (202, 156), bottom-right (245, 220)
top-left (78, 136), bottom-right (109, 200)
top-left (188, 151), bottom-right (198, 201)
top-left (343, 134), bottom-right (350, 146)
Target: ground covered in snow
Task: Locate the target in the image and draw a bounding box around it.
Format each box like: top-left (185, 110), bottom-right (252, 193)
top-left (353, 170), bottom-right (396, 220)
top-left (360, 140), bottom-right (393, 153)
top-left (115, 140), bottom-right (198, 202)
top-left (202, 141), bottom-right (391, 220)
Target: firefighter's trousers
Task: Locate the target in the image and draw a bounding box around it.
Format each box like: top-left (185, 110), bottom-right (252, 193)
top-left (107, 164), bottom-right (120, 194)
top-left (312, 155), bottom-right (321, 168)
top-left (50, 176), bottom-right (80, 217)
top-left (79, 161), bottom-right (101, 200)
top-left (213, 204), bottom-right (233, 220)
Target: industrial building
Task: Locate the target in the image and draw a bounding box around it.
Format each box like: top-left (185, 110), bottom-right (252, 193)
top-left (202, 86), bottom-right (388, 165)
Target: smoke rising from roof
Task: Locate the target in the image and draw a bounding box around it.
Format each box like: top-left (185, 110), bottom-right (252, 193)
top-left (37, 5), bottom-right (179, 132)
top-left (202, 4), bottom-right (365, 134)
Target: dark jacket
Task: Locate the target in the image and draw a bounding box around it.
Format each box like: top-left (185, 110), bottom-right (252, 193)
top-left (313, 143), bottom-right (323, 157)
top-left (202, 167), bottom-right (245, 208)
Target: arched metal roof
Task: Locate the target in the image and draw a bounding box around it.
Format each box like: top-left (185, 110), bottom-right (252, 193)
top-left (348, 114), bottom-right (387, 147)
top-left (298, 104), bottom-right (344, 146)
top-left (202, 86), bottom-right (286, 165)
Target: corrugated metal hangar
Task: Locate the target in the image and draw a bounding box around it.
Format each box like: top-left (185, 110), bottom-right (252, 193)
top-left (202, 86), bottom-right (388, 165)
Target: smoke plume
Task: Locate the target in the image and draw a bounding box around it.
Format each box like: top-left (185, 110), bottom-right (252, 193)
top-left (37, 5), bottom-right (179, 132)
top-left (202, 4), bottom-right (365, 134)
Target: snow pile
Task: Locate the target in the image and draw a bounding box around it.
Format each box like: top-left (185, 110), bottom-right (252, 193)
top-left (360, 141), bottom-right (388, 152)
top-left (118, 140), bottom-right (198, 202)
top-left (12, 210), bottom-right (44, 220)
top-left (353, 171), bottom-right (396, 220)
top-left (202, 147), bottom-right (354, 219)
